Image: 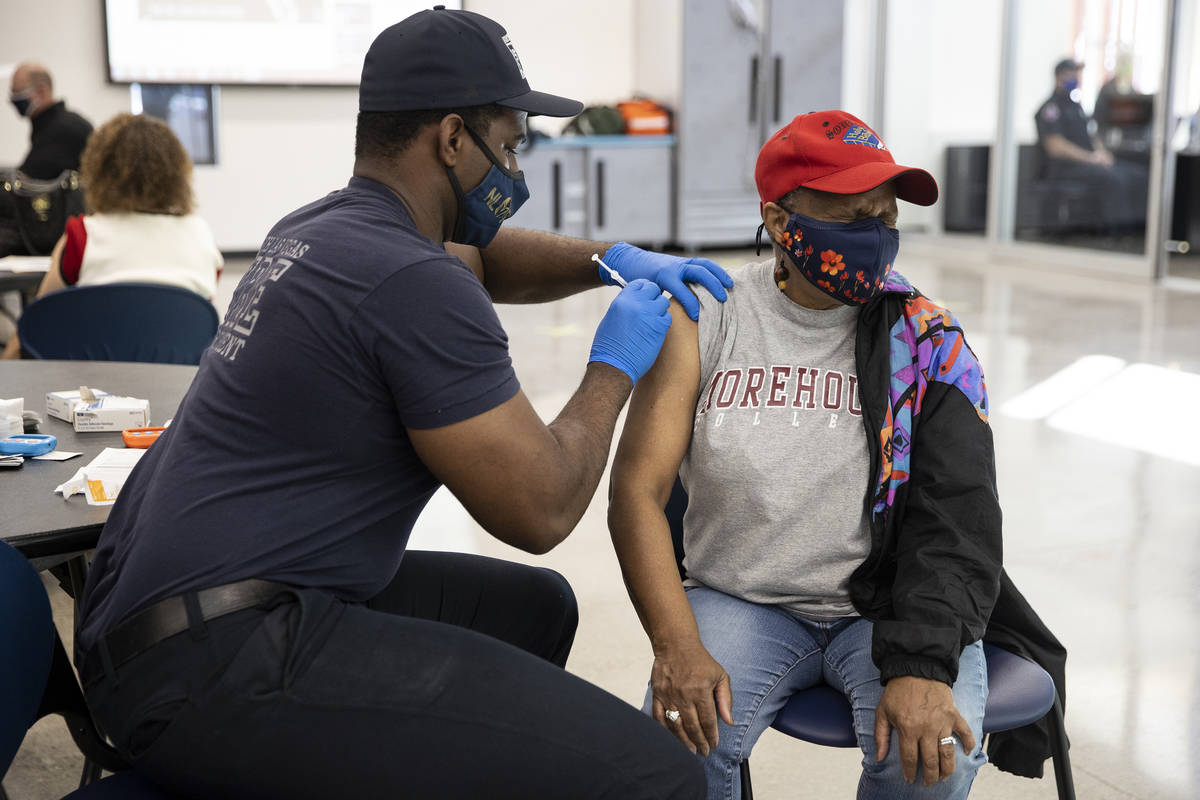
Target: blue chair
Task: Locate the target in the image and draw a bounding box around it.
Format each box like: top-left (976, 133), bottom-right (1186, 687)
top-left (663, 480), bottom-right (1076, 800)
top-left (754, 645), bottom-right (1074, 799)
top-left (17, 282), bottom-right (218, 364)
top-left (0, 541), bottom-right (177, 799)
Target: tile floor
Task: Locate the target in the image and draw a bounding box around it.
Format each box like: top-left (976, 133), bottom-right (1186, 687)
top-left (4, 238), bottom-right (1200, 799)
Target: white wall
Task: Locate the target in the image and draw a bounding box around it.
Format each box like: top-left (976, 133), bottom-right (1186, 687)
top-left (0, 0), bottom-right (637, 251)
top-left (1178, 0), bottom-right (1200, 120)
top-left (841, 0), bottom-right (877, 120)
top-left (883, 0), bottom-right (1005, 233)
top-left (1010, 0), bottom-right (1075, 144)
top-left (467, 0), bottom-right (636, 133)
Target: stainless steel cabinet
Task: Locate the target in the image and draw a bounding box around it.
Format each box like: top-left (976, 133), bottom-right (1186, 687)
top-left (511, 136), bottom-right (674, 247)
top-left (585, 145), bottom-right (672, 247)
top-left (636, 0), bottom-right (844, 248)
top-left (513, 144), bottom-right (587, 240)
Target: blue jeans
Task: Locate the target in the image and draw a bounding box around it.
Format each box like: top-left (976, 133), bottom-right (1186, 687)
top-left (643, 586), bottom-right (988, 800)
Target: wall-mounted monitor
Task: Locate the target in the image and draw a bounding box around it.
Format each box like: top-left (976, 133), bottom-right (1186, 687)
top-left (131, 83), bottom-right (219, 166)
top-left (104, 1), bottom-right (461, 86)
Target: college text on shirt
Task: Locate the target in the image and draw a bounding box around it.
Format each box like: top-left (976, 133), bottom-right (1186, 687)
top-left (696, 365), bottom-right (862, 430)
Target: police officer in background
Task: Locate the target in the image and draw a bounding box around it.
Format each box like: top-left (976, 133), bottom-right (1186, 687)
top-left (8, 62), bottom-right (92, 180)
top-left (73, 7), bottom-right (728, 799)
top-left (1035, 57), bottom-right (1148, 232)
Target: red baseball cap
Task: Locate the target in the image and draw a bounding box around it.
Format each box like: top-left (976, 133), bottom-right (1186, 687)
top-left (755, 111), bottom-right (938, 207)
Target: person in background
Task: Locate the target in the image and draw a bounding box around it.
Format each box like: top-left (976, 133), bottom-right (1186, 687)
top-left (8, 62), bottom-right (92, 180)
top-left (2, 113), bottom-right (221, 359)
top-left (72, 7), bottom-right (730, 798)
top-left (1035, 57), bottom-right (1147, 231)
top-left (609, 111), bottom-right (1063, 798)
top-left (1093, 50), bottom-right (1140, 152)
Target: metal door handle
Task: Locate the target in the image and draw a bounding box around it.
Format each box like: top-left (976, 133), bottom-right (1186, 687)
top-left (749, 55), bottom-right (759, 123)
top-left (773, 55), bottom-right (782, 123)
top-left (552, 161), bottom-right (561, 230)
top-left (595, 159), bottom-right (606, 230)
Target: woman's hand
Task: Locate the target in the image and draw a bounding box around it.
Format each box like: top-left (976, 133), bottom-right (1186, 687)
top-left (649, 639), bottom-right (734, 756)
top-left (874, 676), bottom-right (976, 785)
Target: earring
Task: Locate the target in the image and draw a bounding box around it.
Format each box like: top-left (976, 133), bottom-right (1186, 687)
top-left (774, 262), bottom-right (788, 291)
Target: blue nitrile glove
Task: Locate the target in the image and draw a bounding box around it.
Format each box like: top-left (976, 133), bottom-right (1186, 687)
top-left (599, 241), bottom-right (735, 322)
top-left (589, 279), bottom-right (673, 384)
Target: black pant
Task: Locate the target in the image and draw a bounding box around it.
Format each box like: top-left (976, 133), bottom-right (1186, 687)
top-left (1046, 157), bottom-right (1149, 229)
top-left (84, 552), bottom-right (704, 799)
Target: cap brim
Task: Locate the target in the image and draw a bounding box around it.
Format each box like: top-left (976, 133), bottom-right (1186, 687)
top-left (498, 89), bottom-right (584, 118)
top-left (802, 162), bottom-right (939, 206)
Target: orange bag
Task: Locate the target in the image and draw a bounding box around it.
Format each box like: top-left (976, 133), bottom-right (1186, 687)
top-left (617, 99), bottom-right (671, 135)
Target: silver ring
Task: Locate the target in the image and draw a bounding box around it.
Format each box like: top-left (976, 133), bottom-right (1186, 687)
top-left (938, 736), bottom-right (956, 747)
top-left (665, 709), bottom-right (681, 723)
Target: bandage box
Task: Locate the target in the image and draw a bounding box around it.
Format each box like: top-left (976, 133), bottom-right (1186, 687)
top-left (71, 396), bottom-right (150, 433)
top-left (46, 389), bottom-right (111, 423)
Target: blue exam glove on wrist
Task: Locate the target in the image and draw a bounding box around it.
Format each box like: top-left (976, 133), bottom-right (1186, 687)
top-left (589, 279), bottom-right (673, 384)
top-left (599, 241), bottom-right (735, 321)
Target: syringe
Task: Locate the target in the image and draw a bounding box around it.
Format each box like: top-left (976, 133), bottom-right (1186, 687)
top-left (591, 253), bottom-right (627, 287)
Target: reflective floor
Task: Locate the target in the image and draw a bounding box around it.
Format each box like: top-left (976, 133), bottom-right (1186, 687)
top-left (5, 239), bottom-right (1200, 799)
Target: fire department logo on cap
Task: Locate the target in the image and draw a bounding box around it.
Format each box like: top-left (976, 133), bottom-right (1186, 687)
top-left (502, 34), bottom-right (526, 79)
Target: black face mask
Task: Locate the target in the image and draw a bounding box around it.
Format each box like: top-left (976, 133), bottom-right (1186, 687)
top-left (10, 92), bottom-right (32, 117)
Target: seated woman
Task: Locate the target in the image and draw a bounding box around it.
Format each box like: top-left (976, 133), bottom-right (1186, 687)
top-left (608, 111), bottom-right (1045, 799)
top-left (3, 112), bottom-right (221, 358)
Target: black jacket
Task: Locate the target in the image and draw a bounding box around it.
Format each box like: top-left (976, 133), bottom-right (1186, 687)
top-left (851, 273), bottom-right (1066, 778)
top-left (20, 101), bottom-right (93, 181)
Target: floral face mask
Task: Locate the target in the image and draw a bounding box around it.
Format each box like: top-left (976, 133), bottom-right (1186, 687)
top-left (770, 212), bottom-right (900, 305)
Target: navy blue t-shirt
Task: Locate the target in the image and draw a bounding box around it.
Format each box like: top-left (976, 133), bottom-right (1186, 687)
top-left (1036, 90), bottom-right (1093, 153)
top-left (77, 177), bottom-right (519, 650)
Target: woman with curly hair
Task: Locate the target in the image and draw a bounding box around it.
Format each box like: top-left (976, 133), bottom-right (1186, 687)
top-left (3, 112), bottom-right (221, 359)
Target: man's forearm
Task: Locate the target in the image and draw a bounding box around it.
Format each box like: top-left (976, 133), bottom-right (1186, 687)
top-left (1044, 133), bottom-right (1098, 164)
top-left (538, 361), bottom-right (633, 536)
top-left (480, 227), bottom-right (614, 303)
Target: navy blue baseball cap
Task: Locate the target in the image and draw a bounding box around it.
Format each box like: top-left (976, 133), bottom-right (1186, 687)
top-left (359, 6), bottom-right (583, 117)
top-left (1054, 58), bottom-right (1084, 76)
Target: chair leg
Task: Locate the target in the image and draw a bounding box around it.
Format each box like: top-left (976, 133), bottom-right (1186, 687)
top-left (36, 631), bottom-right (129, 775)
top-left (1047, 695), bottom-right (1075, 800)
top-left (64, 553), bottom-right (107, 787)
top-left (67, 553), bottom-right (90, 615)
top-left (78, 759), bottom-right (103, 789)
top-left (739, 758), bottom-right (754, 800)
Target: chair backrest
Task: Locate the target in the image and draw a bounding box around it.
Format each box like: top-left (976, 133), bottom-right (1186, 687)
top-left (1018, 143), bottom-right (1043, 185)
top-left (0, 540), bottom-right (56, 778)
top-left (18, 282), bottom-right (218, 365)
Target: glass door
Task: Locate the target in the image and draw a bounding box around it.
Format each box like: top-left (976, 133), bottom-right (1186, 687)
top-left (881, 0), bottom-right (1004, 238)
top-left (1162, 0), bottom-right (1200, 281)
top-left (1004, 0), bottom-right (1166, 265)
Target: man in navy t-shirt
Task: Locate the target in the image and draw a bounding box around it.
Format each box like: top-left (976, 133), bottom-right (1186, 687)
top-left (75, 8), bottom-right (732, 799)
top-left (1034, 57), bottom-right (1148, 230)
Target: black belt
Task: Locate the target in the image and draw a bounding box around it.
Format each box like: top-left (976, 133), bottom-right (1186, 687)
top-left (80, 578), bottom-right (292, 688)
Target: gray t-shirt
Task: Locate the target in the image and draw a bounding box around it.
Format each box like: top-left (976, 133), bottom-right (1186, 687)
top-left (681, 259), bottom-right (871, 619)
